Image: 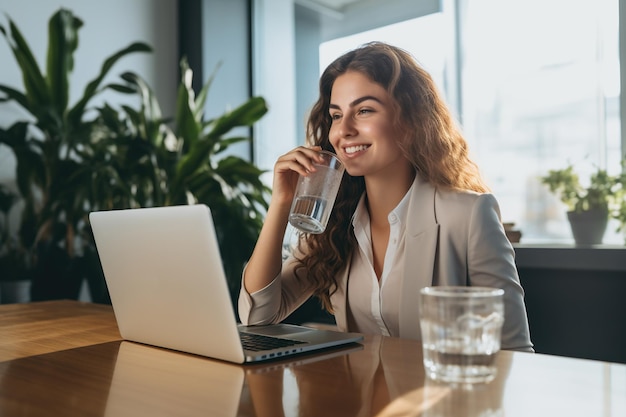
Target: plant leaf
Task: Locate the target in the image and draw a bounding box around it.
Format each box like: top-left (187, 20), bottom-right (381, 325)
top-left (0, 84), bottom-right (29, 109)
top-left (1, 15), bottom-right (50, 110)
top-left (68, 41), bottom-right (152, 125)
top-left (46, 8), bottom-right (82, 116)
top-left (206, 96), bottom-right (267, 140)
top-left (174, 64), bottom-right (201, 148)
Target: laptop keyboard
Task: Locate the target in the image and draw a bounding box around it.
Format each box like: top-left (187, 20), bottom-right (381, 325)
top-left (239, 332), bottom-right (307, 352)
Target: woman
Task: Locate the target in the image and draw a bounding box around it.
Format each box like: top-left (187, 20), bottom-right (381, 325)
top-left (239, 41), bottom-right (533, 352)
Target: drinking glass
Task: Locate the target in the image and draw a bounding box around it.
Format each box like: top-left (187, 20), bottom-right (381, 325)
top-left (420, 286), bottom-right (504, 384)
top-left (288, 150), bottom-right (344, 234)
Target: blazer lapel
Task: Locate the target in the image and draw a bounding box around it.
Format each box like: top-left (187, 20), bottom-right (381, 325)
top-left (399, 176), bottom-right (439, 339)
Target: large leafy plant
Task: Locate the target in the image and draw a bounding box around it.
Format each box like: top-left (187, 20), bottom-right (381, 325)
top-left (0, 8), bottom-right (270, 302)
top-left (93, 60), bottom-right (270, 299)
top-left (0, 8), bottom-right (151, 299)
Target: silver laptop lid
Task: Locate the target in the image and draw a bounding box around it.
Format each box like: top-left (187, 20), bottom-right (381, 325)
top-left (90, 204), bottom-right (247, 363)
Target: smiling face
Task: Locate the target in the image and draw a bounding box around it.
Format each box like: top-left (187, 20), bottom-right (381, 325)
top-left (328, 71), bottom-right (411, 179)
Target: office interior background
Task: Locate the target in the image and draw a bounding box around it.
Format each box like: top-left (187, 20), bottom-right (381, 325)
top-left (2, 0), bottom-right (626, 364)
top-left (0, 0), bottom-right (624, 246)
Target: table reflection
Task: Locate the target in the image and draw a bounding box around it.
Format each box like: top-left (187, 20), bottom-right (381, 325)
top-left (378, 352), bottom-right (512, 417)
top-left (246, 335), bottom-right (511, 417)
top-left (0, 333), bottom-right (514, 417)
top-left (104, 341), bottom-right (245, 416)
top-left (99, 334), bottom-right (428, 417)
top-left (246, 335), bottom-right (429, 417)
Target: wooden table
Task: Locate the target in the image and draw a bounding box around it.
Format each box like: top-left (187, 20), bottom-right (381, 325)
top-left (1, 301), bottom-right (625, 416)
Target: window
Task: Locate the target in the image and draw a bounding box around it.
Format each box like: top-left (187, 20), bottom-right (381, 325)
top-left (460, 0), bottom-right (620, 243)
top-left (318, 0), bottom-right (621, 243)
top-left (319, 13), bottom-right (449, 91)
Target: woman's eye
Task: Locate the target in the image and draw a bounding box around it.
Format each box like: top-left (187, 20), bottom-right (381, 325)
top-left (358, 108), bottom-right (373, 115)
top-left (330, 113), bottom-right (342, 121)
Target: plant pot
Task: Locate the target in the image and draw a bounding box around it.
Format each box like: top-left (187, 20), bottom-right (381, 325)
top-left (567, 209), bottom-right (609, 245)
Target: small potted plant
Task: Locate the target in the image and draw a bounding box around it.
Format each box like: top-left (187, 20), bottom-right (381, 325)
top-left (540, 159), bottom-right (625, 245)
top-left (613, 163), bottom-right (626, 241)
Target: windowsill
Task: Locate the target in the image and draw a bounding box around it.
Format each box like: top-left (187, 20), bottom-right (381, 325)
top-left (513, 243), bottom-right (626, 271)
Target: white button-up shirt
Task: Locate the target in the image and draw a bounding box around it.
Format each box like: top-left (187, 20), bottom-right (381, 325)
top-left (346, 182), bottom-right (413, 337)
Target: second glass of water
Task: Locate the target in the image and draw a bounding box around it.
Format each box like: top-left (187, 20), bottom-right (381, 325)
top-left (419, 286), bottom-right (505, 384)
top-left (288, 150), bottom-right (344, 234)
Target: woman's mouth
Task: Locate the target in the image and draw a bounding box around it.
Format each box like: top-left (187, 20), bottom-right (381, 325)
top-left (344, 144), bottom-right (370, 155)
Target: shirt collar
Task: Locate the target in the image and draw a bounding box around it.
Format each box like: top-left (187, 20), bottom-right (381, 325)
top-left (352, 193), bottom-right (369, 231)
top-left (390, 180), bottom-right (413, 227)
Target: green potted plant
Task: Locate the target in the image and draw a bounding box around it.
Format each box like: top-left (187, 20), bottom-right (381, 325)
top-left (89, 59), bottom-right (270, 301)
top-left (0, 8), bottom-right (152, 300)
top-left (0, 8), bottom-right (270, 303)
top-left (540, 159), bottom-right (625, 245)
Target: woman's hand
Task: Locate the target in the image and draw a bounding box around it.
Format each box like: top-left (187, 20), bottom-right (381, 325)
top-left (271, 146), bottom-right (324, 206)
top-left (241, 146), bottom-right (324, 296)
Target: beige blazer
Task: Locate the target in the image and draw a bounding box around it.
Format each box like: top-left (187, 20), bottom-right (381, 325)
top-left (239, 175), bottom-right (534, 352)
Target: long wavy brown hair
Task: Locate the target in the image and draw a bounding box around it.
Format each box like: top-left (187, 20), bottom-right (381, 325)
top-left (295, 41), bottom-right (489, 312)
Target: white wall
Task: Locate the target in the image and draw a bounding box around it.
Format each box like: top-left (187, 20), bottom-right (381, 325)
top-left (252, 0), bottom-right (298, 178)
top-left (0, 0), bottom-right (178, 182)
top-left (202, 0), bottom-right (252, 160)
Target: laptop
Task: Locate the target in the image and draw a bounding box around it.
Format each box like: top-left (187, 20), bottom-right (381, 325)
top-left (89, 204), bottom-right (363, 364)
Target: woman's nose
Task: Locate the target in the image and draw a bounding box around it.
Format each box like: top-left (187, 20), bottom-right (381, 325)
top-left (337, 116), bottom-right (357, 137)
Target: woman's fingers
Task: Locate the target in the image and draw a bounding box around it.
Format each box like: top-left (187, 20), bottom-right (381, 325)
top-left (275, 146), bottom-right (324, 177)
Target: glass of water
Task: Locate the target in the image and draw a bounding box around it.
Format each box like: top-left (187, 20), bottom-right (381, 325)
top-left (419, 286), bottom-right (505, 384)
top-left (288, 150), bottom-right (344, 234)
